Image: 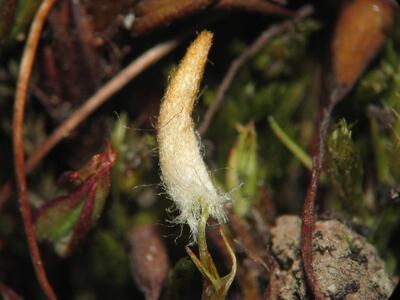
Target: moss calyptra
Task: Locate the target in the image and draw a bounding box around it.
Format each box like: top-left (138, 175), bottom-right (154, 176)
top-left (157, 31), bottom-right (229, 239)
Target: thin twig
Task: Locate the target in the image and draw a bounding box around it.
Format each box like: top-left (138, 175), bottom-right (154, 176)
top-left (0, 38), bottom-right (180, 209)
top-left (12, 0), bottom-right (58, 299)
top-left (198, 4), bottom-right (313, 136)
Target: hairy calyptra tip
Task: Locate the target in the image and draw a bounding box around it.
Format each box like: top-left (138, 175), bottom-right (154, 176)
top-left (157, 31), bottom-right (228, 239)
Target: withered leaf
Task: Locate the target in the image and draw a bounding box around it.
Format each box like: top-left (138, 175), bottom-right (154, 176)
top-left (33, 144), bottom-right (116, 257)
top-left (332, 0), bottom-right (395, 93)
top-left (128, 224), bottom-right (170, 300)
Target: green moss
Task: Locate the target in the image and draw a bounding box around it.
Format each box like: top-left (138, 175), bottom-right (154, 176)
top-left (226, 122), bottom-right (259, 217)
top-left (10, 0), bottom-right (42, 40)
top-left (90, 231), bottom-right (130, 287)
top-left (165, 257), bottom-right (199, 300)
top-left (326, 119), bottom-right (366, 219)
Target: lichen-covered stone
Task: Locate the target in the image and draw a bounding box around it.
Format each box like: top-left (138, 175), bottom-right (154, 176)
top-left (270, 215), bottom-right (393, 299)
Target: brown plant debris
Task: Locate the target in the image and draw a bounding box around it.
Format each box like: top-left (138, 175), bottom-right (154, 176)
top-left (132, 0), bottom-right (214, 34)
top-left (128, 224), bottom-right (170, 300)
top-left (131, 0), bottom-right (294, 35)
top-left (332, 0), bottom-right (395, 94)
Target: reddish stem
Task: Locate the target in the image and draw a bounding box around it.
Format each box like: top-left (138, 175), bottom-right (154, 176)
top-left (300, 136), bottom-right (324, 300)
top-left (12, 0), bottom-right (58, 299)
top-left (300, 101), bottom-right (337, 300)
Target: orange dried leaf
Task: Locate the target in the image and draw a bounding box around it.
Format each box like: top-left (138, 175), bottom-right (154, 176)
top-left (132, 0), bottom-right (213, 34)
top-left (332, 0), bottom-right (395, 91)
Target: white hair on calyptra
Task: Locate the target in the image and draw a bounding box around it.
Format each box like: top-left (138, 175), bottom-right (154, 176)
top-left (157, 31), bottom-right (229, 241)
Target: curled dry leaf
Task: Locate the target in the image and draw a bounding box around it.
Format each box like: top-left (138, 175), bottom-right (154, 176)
top-left (33, 144), bottom-right (116, 257)
top-left (132, 0), bottom-right (294, 35)
top-left (128, 224), bottom-right (170, 300)
top-left (332, 0), bottom-right (395, 94)
top-left (132, 0), bottom-right (213, 34)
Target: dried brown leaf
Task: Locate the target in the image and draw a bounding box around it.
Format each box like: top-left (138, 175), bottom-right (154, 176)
top-left (128, 224), bottom-right (170, 300)
top-left (332, 0), bottom-right (395, 93)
